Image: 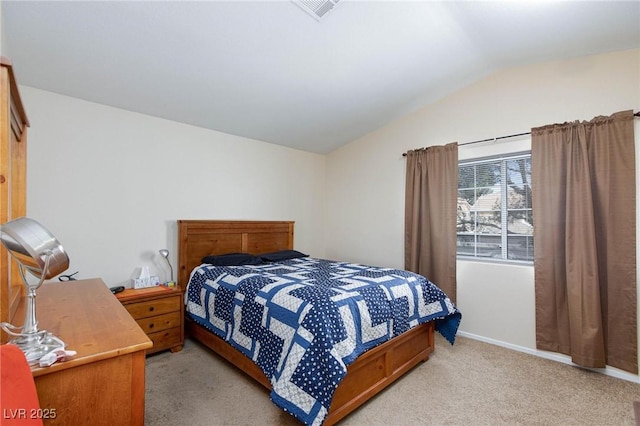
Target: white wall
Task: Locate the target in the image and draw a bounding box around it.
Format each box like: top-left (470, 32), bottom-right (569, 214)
top-left (1, 1), bottom-right (5, 56)
top-left (326, 49), bottom-right (640, 357)
top-left (17, 47), bottom-right (640, 376)
top-left (21, 87), bottom-right (326, 287)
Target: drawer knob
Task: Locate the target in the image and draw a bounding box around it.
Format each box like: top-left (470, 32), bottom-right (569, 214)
top-left (149, 323), bottom-right (154, 329)
top-left (149, 306), bottom-right (155, 312)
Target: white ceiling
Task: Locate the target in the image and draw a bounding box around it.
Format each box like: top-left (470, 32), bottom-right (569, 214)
top-left (3, 1), bottom-right (639, 154)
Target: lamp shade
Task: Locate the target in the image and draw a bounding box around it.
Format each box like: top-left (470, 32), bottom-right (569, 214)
top-left (0, 217), bottom-right (69, 279)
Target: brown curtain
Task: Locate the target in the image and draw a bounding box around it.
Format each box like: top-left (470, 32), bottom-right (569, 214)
top-left (405, 142), bottom-right (458, 302)
top-left (532, 110), bottom-right (637, 374)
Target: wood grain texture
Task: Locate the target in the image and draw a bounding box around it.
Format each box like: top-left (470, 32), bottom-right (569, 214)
top-left (24, 279), bottom-right (152, 377)
top-left (0, 58), bottom-right (29, 342)
top-left (177, 220), bottom-right (294, 287)
top-left (117, 285), bottom-right (184, 354)
top-left (178, 220), bottom-right (436, 425)
top-left (16, 279), bottom-right (152, 425)
top-left (185, 317), bottom-right (433, 425)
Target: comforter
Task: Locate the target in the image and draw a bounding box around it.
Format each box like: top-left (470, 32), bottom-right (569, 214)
top-left (185, 257), bottom-right (461, 425)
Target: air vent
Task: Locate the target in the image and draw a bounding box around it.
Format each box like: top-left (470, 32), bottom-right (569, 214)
top-left (293, 0), bottom-right (341, 20)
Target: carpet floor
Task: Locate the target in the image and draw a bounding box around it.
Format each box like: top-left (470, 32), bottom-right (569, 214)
top-left (145, 334), bottom-right (640, 425)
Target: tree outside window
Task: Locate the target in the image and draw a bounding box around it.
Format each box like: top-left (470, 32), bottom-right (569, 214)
top-left (457, 153), bottom-right (533, 262)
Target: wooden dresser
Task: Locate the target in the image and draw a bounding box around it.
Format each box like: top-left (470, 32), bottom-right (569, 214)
top-left (22, 278), bottom-right (153, 425)
top-left (116, 285), bottom-right (184, 354)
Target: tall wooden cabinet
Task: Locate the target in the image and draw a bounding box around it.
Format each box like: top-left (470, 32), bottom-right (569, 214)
top-left (0, 57), bottom-right (29, 341)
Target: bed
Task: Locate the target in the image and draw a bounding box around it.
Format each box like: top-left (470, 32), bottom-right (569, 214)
top-left (178, 220), bottom-right (460, 425)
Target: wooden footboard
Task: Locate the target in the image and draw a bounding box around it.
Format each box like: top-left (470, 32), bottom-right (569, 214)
top-left (186, 317), bottom-right (434, 425)
top-left (327, 321), bottom-right (434, 425)
top-left (178, 220), bottom-right (436, 424)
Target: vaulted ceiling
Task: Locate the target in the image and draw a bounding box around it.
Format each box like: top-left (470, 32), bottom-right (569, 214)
top-left (3, 1), bottom-right (639, 153)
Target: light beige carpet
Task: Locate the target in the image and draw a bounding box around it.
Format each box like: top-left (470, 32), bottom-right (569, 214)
top-left (145, 334), bottom-right (640, 425)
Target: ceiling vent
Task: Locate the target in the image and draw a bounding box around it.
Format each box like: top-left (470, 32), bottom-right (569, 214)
top-left (292, 0), bottom-right (342, 20)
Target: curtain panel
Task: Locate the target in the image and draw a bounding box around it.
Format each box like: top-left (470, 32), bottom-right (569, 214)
top-left (531, 110), bottom-right (637, 374)
top-left (404, 142), bottom-right (458, 303)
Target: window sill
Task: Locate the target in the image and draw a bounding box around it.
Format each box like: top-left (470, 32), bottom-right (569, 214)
top-left (456, 256), bottom-right (533, 267)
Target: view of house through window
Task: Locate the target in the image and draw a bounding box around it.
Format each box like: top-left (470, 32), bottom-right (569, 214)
top-left (457, 152), bottom-right (533, 262)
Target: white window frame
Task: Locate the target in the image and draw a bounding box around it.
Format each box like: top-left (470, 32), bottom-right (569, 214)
top-left (457, 151), bottom-right (533, 264)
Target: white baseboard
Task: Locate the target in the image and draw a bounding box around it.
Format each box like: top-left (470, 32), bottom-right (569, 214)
top-left (457, 331), bottom-right (640, 384)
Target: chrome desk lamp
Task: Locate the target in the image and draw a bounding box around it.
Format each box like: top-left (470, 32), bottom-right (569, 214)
top-left (159, 248), bottom-right (174, 284)
top-left (0, 217), bottom-right (70, 364)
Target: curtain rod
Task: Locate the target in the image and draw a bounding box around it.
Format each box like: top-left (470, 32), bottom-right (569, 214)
top-left (402, 111), bottom-right (640, 157)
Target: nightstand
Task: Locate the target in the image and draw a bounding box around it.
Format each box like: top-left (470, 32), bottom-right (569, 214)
top-left (116, 285), bottom-right (184, 354)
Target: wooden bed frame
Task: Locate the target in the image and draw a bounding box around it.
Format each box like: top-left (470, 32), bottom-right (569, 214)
top-left (178, 220), bottom-right (435, 425)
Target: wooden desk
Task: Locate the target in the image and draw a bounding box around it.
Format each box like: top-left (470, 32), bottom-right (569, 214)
top-left (17, 278), bottom-right (153, 425)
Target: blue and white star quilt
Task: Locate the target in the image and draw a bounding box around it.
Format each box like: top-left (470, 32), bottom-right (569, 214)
top-left (185, 257), bottom-right (461, 425)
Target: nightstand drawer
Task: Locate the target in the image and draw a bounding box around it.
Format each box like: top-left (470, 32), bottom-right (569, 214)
top-left (136, 311), bottom-right (181, 334)
top-left (148, 327), bottom-right (182, 352)
top-left (116, 286), bottom-right (184, 354)
top-left (124, 296), bottom-right (180, 320)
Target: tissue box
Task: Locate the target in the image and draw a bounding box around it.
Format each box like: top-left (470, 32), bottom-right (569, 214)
top-left (132, 266), bottom-right (159, 289)
top-left (132, 275), bottom-right (160, 289)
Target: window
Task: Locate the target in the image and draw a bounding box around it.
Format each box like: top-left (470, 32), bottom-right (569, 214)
top-left (457, 152), bottom-right (533, 262)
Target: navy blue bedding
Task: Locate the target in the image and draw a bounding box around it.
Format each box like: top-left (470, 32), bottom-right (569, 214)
top-left (185, 257), bottom-right (461, 425)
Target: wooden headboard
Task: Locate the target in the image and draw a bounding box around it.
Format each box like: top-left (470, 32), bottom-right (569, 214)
top-left (177, 220), bottom-right (294, 287)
